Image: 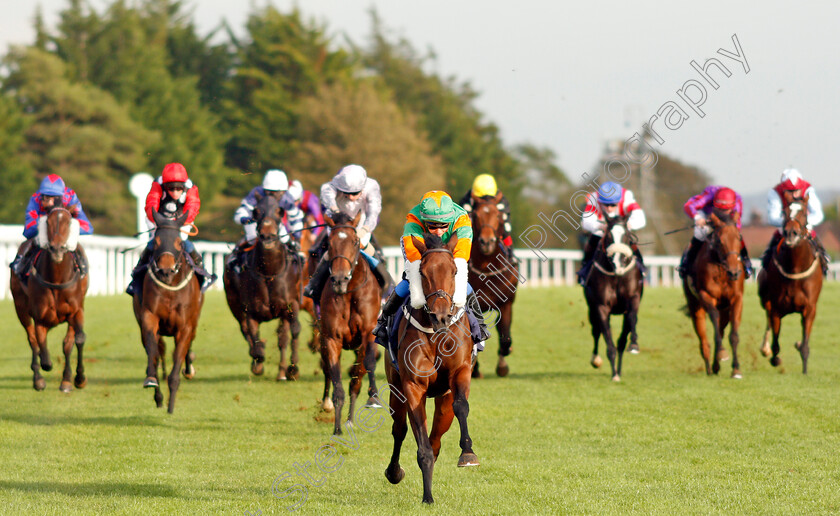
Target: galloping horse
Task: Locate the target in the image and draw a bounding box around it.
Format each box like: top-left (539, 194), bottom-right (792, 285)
top-left (384, 234), bottom-right (478, 505)
top-left (682, 212), bottom-right (745, 378)
top-left (467, 193), bottom-right (517, 377)
top-left (758, 197), bottom-right (823, 373)
top-left (10, 205), bottom-right (89, 392)
top-left (132, 210), bottom-right (203, 413)
top-left (224, 194), bottom-right (303, 380)
top-left (319, 212), bottom-right (382, 434)
top-left (582, 216), bottom-right (643, 381)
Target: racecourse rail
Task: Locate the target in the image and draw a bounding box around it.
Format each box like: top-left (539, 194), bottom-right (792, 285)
top-left (0, 227), bottom-right (838, 299)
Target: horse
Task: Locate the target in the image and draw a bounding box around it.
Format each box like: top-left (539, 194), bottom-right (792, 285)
top-left (758, 197), bottom-right (823, 373)
top-left (384, 233), bottom-right (479, 504)
top-left (132, 210), bottom-right (203, 413)
top-left (10, 205), bottom-right (89, 392)
top-left (582, 215), bottom-right (644, 381)
top-left (681, 211), bottom-right (745, 378)
top-left (467, 193), bottom-right (518, 377)
top-left (318, 212), bottom-right (382, 434)
top-left (224, 193), bottom-right (303, 380)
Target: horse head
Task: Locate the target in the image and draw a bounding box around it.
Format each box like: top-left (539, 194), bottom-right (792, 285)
top-left (470, 192), bottom-right (503, 255)
top-left (411, 233), bottom-right (459, 332)
top-left (783, 197), bottom-right (808, 248)
top-left (151, 210), bottom-right (190, 282)
top-left (325, 211), bottom-right (362, 295)
top-left (253, 192), bottom-right (283, 250)
top-left (601, 215), bottom-right (634, 273)
top-left (42, 205), bottom-right (77, 263)
top-left (709, 211), bottom-right (742, 280)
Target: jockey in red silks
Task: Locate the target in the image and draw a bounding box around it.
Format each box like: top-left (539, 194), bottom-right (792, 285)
top-left (125, 162), bottom-right (215, 295)
top-left (11, 174), bottom-right (93, 281)
top-left (678, 186), bottom-right (753, 278)
top-left (762, 168), bottom-right (829, 275)
top-left (577, 181), bottom-right (647, 286)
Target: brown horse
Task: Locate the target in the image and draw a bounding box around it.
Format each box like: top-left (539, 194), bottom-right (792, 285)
top-left (582, 216), bottom-right (644, 381)
top-left (10, 206), bottom-right (89, 392)
top-left (758, 197), bottom-right (823, 373)
top-left (224, 194), bottom-right (303, 380)
top-left (682, 212), bottom-right (745, 378)
top-left (384, 233), bottom-right (478, 505)
top-left (467, 193), bottom-right (518, 377)
top-left (319, 212), bottom-right (382, 434)
top-left (132, 210), bottom-right (203, 413)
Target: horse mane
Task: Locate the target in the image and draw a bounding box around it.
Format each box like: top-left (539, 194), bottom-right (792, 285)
top-left (423, 233), bottom-right (445, 250)
top-left (712, 208), bottom-right (734, 225)
top-left (331, 212), bottom-right (354, 226)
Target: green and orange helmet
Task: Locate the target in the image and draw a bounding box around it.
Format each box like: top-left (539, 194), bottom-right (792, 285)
top-left (418, 191), bottom-right (457, 228)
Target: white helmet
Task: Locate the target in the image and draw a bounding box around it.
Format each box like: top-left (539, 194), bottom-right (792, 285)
top-left (333, 164), bottom-right (367, 193)
top-left (288, 180), bottom-right (303, 202)
top-left (263, 169), bottom-right (289, 191)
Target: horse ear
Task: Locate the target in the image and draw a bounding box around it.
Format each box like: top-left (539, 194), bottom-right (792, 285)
top-left (175, 210), bottom-right (190, 227)
top-left (352, 210), bottom-right (362, 227)
top-left (324, 215), bottom-right (335, 227)
top-left (255, 190), bottom-right (263, 202)
top-left (733, 210), bottom-right (741, 226)
top-left (152, 210), bottom-right (166, 227)
top-left (494, 191), bottom-right (503, 203)
top-left (709, 212), bottom-right (722, 227)
top-left (411, 235), bottom-right (427, 256)
top-left (471, 192), bottom-right (481, 205)
top-left (446, 233), bottom-right (459, 253)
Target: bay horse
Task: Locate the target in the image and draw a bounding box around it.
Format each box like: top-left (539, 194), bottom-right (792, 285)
top-left (319, 212), bottom-right (382, 434)
top-left (224, 193), bottom-right (303, 380)
top-left (132, 210), bottom-right (203, 413)
top-left (10, 206), bottom-right (89, 392)
top-left (384, 234), bottom-right (478, 505)
top-left (582, 216), bottom-right (643, 381)
top-left (758, 197), bottom-right (822, 373)
top-left (682, 211), bottom-right (745, 378)
top-left (467, 193), bottom-right (517, 377)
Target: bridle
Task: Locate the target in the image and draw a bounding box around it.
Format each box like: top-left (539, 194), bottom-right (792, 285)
top-left (149, 227), bottom-right (189, 288)
top-left (708, 221), bottom-right (741, 277)
top-left (328, 223), bottom-right (365, 292)
top-left (592, 219), bottom-right (636, 276)
top-left (420, 247), bottom-right (456, 316)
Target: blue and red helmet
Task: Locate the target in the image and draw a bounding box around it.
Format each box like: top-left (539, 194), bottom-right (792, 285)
top-left (38, 174), bottom-right (66, 197)
top-left (597, 181), bottom-right (623, 204)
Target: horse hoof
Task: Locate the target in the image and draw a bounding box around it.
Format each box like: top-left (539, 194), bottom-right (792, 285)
top-left (322, 398), bottom-right (334, 412)
top-left (611, 375), bottom-right (621, 382)
top-left (628, 343), bottom-right (640, 354)
top-left (794, 341), bottom-right (802, 351)
top-left (712, 363), bottom-right (721, 375)
top-left (591, 355), bottom-right (602, 368)
top-left (251, 361), bottom-right (264, 376)
top-left (276, 372), bottom-right (287, 381)
top-left (74, 375), bottom-right (87, 389)
top-left (59, 381), bottom-right (72, 393)
top-left (365, 397), bottom-right (383, 409)
top-left (760, 345), bottom-right (771, 357)
top-left (718, 350), bottom-right (730, 362)
top-left (385, 466), bottom-right (406, 484)
top-left (770, 356), bottom-right (781, 367)
top-left (471, 367), bottom-right (483, 379)
top-left (33, 378), bottom-right (46, 391)
top-left (731, 371), bottom-right (742, 379)
top-left (183, 364), bottom-right (195, 380)
top-left (143, 376), bottom-right (159, 388)
top-left (457, 452), bottom-right (480, 467)
top-left (154, 391), bottom-right (164, 408)
top-left (496, 362), bottom-right (509, 377)
top-left (287, 365), bottom-right (300, 381)
top-left (188, 351), bottom-right (196, 362)
top-left (41, 361), bottom-right (53, 372)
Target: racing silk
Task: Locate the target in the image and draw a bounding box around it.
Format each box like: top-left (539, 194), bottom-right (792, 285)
top-left (23, 189), bottom-right (93, 239)
top-left (767, 181), bottom-right (823, 228)
top-left (401, 201), bottom-right (473, 264)
top-left (234, 186), bottom-right (303, 234)
top-left (320, 178), bottom-right (381, 233)
top-left (458, 188), bottom-right (513, 243)
top-left (683, 185), bottom-right (743, 229)
top-left (286, 190), bottom-right (323, 236)
top-left (581, 189), bottom-right (646, 236)
top-left (145, 177), bottom-right (200, 225)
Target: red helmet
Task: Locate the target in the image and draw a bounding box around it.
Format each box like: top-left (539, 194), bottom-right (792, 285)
top-left (162, 162), bottom-right (188, 183)
top-left (713, 187), bottom-right (737, 210)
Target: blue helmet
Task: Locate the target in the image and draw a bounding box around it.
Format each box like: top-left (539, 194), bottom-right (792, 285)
top-left (39, 174), bottom-right (66, 197)
top-left (597, 181), bottom-right (623, 204)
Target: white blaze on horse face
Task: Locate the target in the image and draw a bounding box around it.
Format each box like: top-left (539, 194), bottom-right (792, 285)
top-left (610, 225), bottom-right (626, 246)
top-left (789, 202), bottom-right (802, 219)
top-left (337, 232), bottom-right (348, 240)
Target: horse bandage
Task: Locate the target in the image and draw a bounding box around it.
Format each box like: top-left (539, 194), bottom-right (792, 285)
top-left (454, 257), bottom-right (468, 307)
top-left (66, 219), bottom-right (80, 251)
top-left (407, 260), bottom-right (425, 309)
top-left (37, 216), bottom-right (48, 248)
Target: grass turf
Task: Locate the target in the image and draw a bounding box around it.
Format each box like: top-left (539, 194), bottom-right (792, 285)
top-left (1, 284), bottom-right (839, 514)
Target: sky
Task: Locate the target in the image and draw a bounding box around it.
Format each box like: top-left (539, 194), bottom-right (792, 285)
top-left (2, 0), bottom-right (839, 197)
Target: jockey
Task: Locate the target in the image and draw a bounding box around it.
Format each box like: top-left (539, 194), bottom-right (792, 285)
top-left (677, 186), bottom-right (753, 278)
top-left (285, 180), bottom-right (324, 237)
top-left (228, 169), bottom-right (303, 273)
top-left (458, 173), bottom-right (517, 263)
top-left (125, 162), bottom-right (215, 295)
top-left (577, 181), bottom-right (646, 286)
top-left (303, 164), bottom-right (393, 301)
top-left (372, 191), bottom-right (490, 346)
top-left (763, 168), bottom-right (829, 274)
top-left (11, 174), bottom-right (93, 282)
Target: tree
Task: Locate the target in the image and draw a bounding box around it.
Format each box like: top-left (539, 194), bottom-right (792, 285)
top-left (0, 93), bottom-right (37, 223)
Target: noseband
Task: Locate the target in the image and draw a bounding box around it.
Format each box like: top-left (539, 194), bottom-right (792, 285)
top-left (420, 248), bottom-right (456, 315)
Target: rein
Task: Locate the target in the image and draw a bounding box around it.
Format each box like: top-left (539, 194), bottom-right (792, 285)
top-left (148, 266), bottom-right (195, 291)
top-left (29, 249), bottom-right (83, 290)
top-left (328, 223), bottom-right (368, 294)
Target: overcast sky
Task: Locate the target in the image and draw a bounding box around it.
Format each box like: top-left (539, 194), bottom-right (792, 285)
top-left (2, 0), bottom-right (839, 196)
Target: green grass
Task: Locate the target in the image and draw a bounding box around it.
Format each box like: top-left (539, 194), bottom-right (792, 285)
top-left (1, 285), bottom-right (840, 515)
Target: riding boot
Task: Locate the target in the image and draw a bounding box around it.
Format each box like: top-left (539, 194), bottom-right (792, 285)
top-left (73, 246), bottom-right (89, 277)
top-left (761, 231), bottom-right (782, 271)
top-left (373, 290), bottom-right (404, 345)
top-left (467, 291), bottom-right (491, 342)
top-left (678, 237), bottom-right (703, 279)
top-left (631, 244), bottom-right (646, 277)
top-left (372, 259), bottom-right (393, 291)
top-left (303, 256), bottom-right (330, 301)
top-left (11, 239), bottom-right (36, 282)
top-left (739, 240), bottom-right (753, 278)
top-left (189, 248), bottom-right (217, 291)
top-left (126, 247), bottom-right (153, 295)
top-left (811, 235), bottom-right (830, 276)
top-left (577, 236), bottom-right (599, 286)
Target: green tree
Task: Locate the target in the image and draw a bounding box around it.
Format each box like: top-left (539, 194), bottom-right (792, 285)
top-left (0, 93), bottom-right (37, 223)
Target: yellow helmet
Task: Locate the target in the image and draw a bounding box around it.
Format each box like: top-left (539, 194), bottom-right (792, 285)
top-left (472, 174), bottom-right (498, 197)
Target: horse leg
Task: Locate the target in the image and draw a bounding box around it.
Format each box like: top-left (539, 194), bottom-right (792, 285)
top-left (727, 300), bottom-right (743, 379)
top-left (690, 307), bottom-right (712, 375)
top-left (28, 324), bottom-right (45, 391)
top-left (72, 312), bottom-right (87, 388)
top-left (363, 333), bottom-right (380, 408)
top-left (597, 305), bottom-right (620, 381)
top-left (320, 355), bottom-right (333, 412)
top-left (59, 323), bottom-right (76, 393)
top-left (615, 309), bottom-right (637, 380)
top-left (276, 318), bottom-right (290, 381)
top-left (429, 392), bottom-right (455, 461)
top-left (588, 303), bottom-right (603, 369)
top-left (239, 318), bottom-right (264, 375)
top-left (384, 384), bottom-right (408, 485)
top-left (347, 348), bottom-right (366, 426)
top-left (769, 312), bottom-right (783, 367)
top-left (760, 314), bottom-right (772, 357)
top-left (37, 325), bottom-right (52, 372)
top-left (451, 368), bottom-right (479, 467)
top-left (496, 303), bottom-right (513, 377)
top-left (167, 327), bottom-right (191, 414)
top-left (287, 307), bottom-right (302, 381)
top-left (707, 307), bottom-right (723, 375)
top-left (798, 307), bottom-right (816, 374)
top-left (323, 337), bottom-right (345, 435)
top-left (405, 385), bottom-right (435, 504)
